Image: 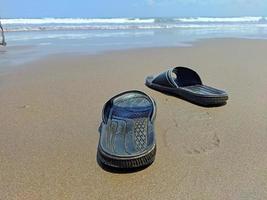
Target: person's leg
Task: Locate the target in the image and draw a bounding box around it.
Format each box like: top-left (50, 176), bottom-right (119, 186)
top-left (0, 21), bottom-right (6, 46)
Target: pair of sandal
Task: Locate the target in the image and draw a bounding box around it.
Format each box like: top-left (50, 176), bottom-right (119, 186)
top-left (97, 67), bottom-right (228, 170)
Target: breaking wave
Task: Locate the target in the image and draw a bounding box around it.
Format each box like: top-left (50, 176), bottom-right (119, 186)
top-left (2, 17), bottom-right (267, 32)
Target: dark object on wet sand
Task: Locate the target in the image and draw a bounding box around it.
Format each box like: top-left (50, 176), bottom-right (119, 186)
top-left (0, 20), bottom-right (6, 46)
top-left (97, 90), bottom-right (156, 169)
top-left (145, 66), bottom-right (228, 106)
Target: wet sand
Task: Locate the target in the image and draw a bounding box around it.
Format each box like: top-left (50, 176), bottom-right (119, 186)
top-left (1, 39), bottom-right (267, 199)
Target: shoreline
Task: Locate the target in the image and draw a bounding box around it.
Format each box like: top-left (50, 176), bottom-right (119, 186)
top-left (1, 37), bottom-right (267, 71)
top-left (1, 38), bottom-right (267, 199)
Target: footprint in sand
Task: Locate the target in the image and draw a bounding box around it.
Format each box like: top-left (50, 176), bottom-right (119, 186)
top-left (164, 111), bottom-right (220, 155)
top-left (19, 105), bottom-right (30, 109)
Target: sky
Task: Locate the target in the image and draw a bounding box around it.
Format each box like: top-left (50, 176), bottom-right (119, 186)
top-left (1, 0), bottom-right (267, 18)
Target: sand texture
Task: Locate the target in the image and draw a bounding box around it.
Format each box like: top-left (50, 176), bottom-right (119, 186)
top-left (0, 39), bottom-right (267, 200)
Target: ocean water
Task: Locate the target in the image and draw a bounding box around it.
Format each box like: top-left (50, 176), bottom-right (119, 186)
top-left (1, 17), bottom-right (267, 67)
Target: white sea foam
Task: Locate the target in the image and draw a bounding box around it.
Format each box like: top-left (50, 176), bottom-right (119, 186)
top-left (2, 17), bottom-right (267, 32)
top-left (175, 16), bottom-right (266, 23)
top-left (2, 18), bottom-right (155, 25)
top-left (5, 24), bottom-right (267, 32)
top-left (3, 17), bottom-right (266, 25)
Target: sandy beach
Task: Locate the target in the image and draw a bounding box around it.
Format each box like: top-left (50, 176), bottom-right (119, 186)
top-left (1, 39), bottom-right (267, 199)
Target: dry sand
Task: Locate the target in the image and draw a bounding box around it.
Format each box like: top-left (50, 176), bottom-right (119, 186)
top-left (0, 39), bottom-right (267, 200)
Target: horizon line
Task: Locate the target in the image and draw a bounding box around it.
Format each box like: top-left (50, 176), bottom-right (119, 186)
top-left (1, 15), bottom-right (267, 19)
